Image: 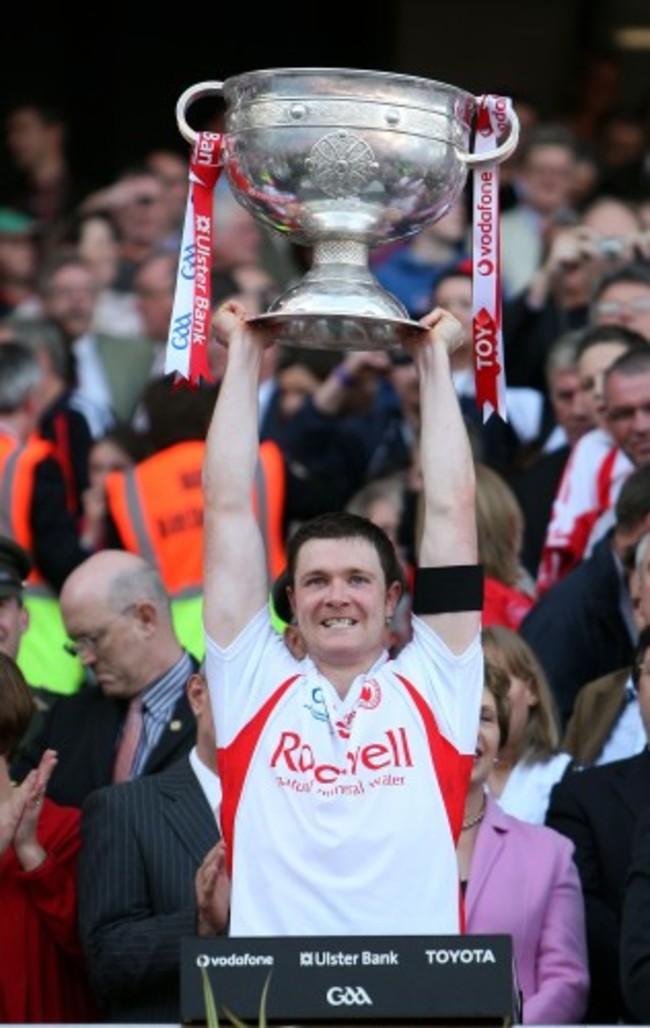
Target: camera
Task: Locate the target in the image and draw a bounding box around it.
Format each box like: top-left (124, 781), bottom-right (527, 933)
top-left (597, 237), bottom-right (625, 259)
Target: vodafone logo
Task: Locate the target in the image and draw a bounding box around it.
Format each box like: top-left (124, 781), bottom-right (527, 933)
top-left (477, 258), bottom-right (494, 276)
top-left (491, 96), bottom-right (509, 136)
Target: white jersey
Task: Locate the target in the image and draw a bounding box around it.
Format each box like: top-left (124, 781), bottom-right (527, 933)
top-left (537, 427), bottom-right (632, 593)
top-left (205, 608), bottom-right (483, 937)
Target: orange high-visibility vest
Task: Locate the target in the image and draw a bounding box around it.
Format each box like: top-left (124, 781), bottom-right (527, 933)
top-left (0, 433), bottom-right (84, 694)
top-left (105, 438), bottom-right (287, 591)
top-left (0, 434), bottom-right (53, 573)
top-left (252, 439), bottom-right (287, 583)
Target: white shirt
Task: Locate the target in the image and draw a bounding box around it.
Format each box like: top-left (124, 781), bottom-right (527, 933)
top-left (452, 368), bottom-right (545, 444)
top-left (205, 607), bottom-right (483, 937)
top-left (189, 745), bottom-right (222, 828)
top-left (596, 680), bottom-right (646, 766)
top-left (71, 333), bottom-right (116, 436)
top-left (493, 751), bottom-right (573, 824)
top-left (541, 424), bottom-right (569, 455)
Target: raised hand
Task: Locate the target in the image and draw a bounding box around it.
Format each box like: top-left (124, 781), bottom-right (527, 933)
top-left (416, 306), bottom-right (466, 357)
top-left (195, 839), bottom-right (231, 936)
top-left (13, 749), bottom-right (58, 869)
top-left (0, 770), bottom-right (35, 858)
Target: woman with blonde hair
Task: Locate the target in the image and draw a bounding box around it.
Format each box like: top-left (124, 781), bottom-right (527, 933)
top-left (475, 462), bottom-right (537, 629)
top-left (482, 623), bottom-right (573, 823)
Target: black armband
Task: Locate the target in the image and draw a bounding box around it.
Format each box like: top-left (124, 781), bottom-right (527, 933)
top-left (413, 565), bottom-right (484, 614)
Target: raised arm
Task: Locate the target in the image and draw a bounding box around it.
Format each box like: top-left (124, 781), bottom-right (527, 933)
top-left (408, 306), bottom-right (480, 653)
top-left (203, 300), bottom-right (270, 646)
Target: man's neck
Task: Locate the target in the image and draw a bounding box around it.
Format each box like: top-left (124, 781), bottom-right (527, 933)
top-left (316, 650), bottom-right (386, 700)
top-left (0, 415), bottom-right (27, 441)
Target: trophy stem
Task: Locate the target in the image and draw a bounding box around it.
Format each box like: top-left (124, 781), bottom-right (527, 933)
top-left (263, 235), bottom-right (413, 349)
top-left (310, 239), bottom-right (369, 271)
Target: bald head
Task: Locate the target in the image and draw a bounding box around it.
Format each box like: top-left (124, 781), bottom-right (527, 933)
top-left (61, 550), bottom-right (169, 614)
top-left (60, 550), bottom-right (182, 698)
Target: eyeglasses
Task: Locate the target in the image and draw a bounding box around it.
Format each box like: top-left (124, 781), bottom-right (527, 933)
top-left (594, 297), bottom-right (650, 319)
top-left (63, 603), bottom-right (137, 658)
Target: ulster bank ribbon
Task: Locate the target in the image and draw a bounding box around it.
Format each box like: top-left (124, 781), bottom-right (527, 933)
top-left (471, 96), bottom-right (510, 423)
top-left (166, 132), bottom-right (224, 385)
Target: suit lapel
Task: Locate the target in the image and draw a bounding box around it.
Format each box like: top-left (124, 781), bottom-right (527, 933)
top-left (95, 334), bottom-right (156, 422)
top-left (145, 692), bottom-right (196, 773)
top-left (91, 696), bottom-right (124, 783)
top-left (464, 797), bottom-right (507, 918)
top-left (612, 748), bottom-right (650, 817)
top-left (159, 758), bottom-right (220, 865)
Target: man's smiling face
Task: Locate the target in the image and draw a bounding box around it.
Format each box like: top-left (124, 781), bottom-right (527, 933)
top-left (289, 537), bottom-right (396, 670)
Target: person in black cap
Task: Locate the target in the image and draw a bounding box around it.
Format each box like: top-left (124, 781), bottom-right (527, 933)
top-left (0, 536), bottom-right (32, 663)
top-left (0, 536), bottom-right (54, 753)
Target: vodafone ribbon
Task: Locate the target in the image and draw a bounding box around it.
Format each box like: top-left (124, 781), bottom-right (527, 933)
top-left (165, 131), bottom-right (224, 385)
top-left (471, 95), bottom-right (511, 422)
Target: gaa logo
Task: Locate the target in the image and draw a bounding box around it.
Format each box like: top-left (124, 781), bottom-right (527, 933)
top-left (326, 986), bottom-right (373, 1006)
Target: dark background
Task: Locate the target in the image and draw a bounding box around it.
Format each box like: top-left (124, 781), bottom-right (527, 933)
top-left (1, 0), bottom-right (649, 191)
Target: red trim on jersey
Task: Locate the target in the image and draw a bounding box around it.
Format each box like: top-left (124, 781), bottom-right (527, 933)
top-left (216, 674), bottom-right (300, 874)
top-left (393, 672), bottom-right (474, 844)
top-left (394, 672), bottom-right (473, 934)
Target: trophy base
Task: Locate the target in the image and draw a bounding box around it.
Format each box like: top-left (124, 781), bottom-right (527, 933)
top-left (246, 311), bottom-right (427, 352)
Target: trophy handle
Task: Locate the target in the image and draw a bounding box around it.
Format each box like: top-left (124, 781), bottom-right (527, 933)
top-left (460, 105), bottom-right (520, 167)
top-left (176, 81), bottom-right (225, 144)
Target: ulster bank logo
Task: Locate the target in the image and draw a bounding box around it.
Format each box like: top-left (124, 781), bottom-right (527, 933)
top-left (326, 985), bottom-right (373, 1006)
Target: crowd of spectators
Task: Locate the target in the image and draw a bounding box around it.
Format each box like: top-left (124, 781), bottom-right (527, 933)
top-left (1, 68), bottom-right (650, 1024)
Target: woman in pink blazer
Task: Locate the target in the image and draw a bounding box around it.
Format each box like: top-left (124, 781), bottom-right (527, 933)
top-left (459, 663), bottom-right (589, 1025)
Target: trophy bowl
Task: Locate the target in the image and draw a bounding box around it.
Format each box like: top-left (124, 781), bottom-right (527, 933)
top-left (176, 68), bottom-right (519, 350)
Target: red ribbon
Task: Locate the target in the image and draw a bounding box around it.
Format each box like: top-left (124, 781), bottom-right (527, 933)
top-left (187, 132), bottom-right (224, 385)
top-left (472, 307), bottom-right (501, 411)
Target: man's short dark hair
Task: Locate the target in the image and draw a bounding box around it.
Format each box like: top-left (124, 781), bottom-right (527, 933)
top-left (605, 346), bottom-right (650, 388)
top-left (286, 511), bottom-right (404, 591)
top-left (615, 465), bottom-right (650, 533)
top-left (593, 261), bottom-right (650, 304)
top-left (576, 323), bottom-right (648, 360)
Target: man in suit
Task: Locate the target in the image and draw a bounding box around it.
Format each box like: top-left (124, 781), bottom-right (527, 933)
top-left (11, 550), bottom-right (198, 806)
top-left (545, 621), bottom-right (650, 1024)
top-left (561, 538), bottom-right (648, 768)
top-left (78, 667), bottom-right (228, 1024)
top-left (620, 802), bottom-right (650, 1023)
top-left (38, 250), bottom-right (156, 426)
top-left (520, 462), bottom-right (650, 726)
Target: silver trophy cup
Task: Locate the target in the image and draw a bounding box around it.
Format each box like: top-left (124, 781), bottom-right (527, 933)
top-left (176, 68), bottom-right (519, 350)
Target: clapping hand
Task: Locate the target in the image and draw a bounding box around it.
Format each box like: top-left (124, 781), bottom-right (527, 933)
top-left (195, 839), bottom-right (231, 936)
top-left (11, 749), bottom-right (58, 870)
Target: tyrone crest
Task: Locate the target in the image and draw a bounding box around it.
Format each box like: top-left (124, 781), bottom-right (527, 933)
top-left (359, 679), bottom-right (381, 709)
